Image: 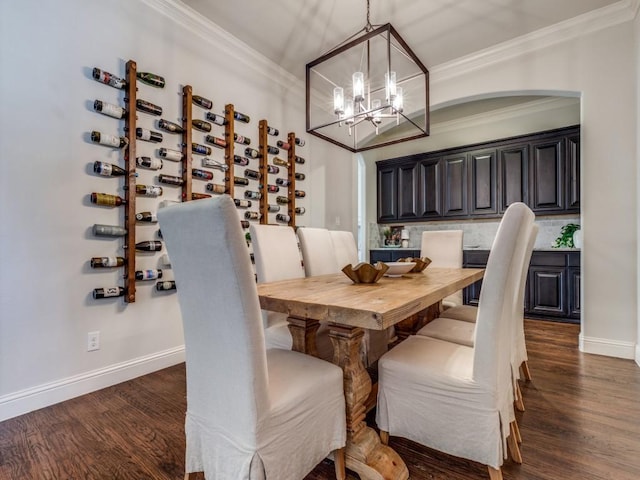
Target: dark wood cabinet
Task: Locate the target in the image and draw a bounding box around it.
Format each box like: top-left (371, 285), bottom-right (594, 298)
top-left (528, 266), bottom-right (566, 317)
top-left (370, 249), bottom-right (421, 263)
top-left (376, 125), bottom-right (579, 223)
top-left (462, 250), bottom-right (489, 307)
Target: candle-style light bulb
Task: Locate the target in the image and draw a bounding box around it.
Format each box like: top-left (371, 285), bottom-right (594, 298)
top-left (394, 87), bottom-right (404, 113)
top-left (333, 86), bottom-right (344, 115)
top-left (371, 99), bottom-right (382, 125)
top-left (385, 71), bottom-right (397, 102)
top-left (352, 72), bottom-right (365, 103)
top-left (344, 99), bottom-right (355, 125)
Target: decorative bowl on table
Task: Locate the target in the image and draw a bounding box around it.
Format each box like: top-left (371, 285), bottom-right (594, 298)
top-left (342, 262), bottom-right (389, 284)
top-left (397, 256), bottom-right (432, 273)
top-left (383, 261), bottom-right (416, 277)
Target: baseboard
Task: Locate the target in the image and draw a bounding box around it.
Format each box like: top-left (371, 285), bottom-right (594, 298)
top-left (636, 343), bottom-right (640, 367)
top-left (0, 346), bottom-right (185, 422)
top-left (579, 333), bottom-right (636, 360)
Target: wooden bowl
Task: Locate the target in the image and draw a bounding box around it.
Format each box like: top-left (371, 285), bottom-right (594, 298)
top-left (397, 256), bottom-right (432, 272)
top-left (342, 262), bottom-right (389, 284)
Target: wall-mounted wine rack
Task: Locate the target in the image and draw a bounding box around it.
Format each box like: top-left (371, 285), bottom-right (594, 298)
top-left (88, 64), bottom-right (307, 303)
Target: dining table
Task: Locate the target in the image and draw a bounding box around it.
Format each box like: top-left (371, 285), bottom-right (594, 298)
top-left (257, 266), bottom-right (484, 480)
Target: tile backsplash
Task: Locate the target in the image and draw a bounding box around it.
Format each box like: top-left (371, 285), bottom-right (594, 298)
top-left (371, 216), bottom-right (580, 250)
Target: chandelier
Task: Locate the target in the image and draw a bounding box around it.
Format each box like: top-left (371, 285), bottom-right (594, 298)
top-left (306, 0), bottom-right (429, 152)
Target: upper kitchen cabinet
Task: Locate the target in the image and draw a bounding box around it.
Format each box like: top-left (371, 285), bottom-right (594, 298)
top-left (376, 125), bottom-right (580, 223)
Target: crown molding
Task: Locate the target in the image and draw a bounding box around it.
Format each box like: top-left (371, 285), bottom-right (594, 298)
top-left (138, 0), bottom-right (302, 93)
top-left (432, 0), bottom-right (640, 83)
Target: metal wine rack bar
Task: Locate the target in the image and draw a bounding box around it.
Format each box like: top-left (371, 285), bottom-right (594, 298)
top-left (224, 103), bottom-right (235, 200)
top-left (287, 132), bottom-right (296, 228)
top-left (181, 85), bottom-right (193, 202)
top-left (123, 59), bottom-right (137, 303)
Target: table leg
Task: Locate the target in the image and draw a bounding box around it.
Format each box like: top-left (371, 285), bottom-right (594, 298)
top-left (286, 316), bottom-right (320, 357)
top-left (329, 325), bottom-right (409, 480)
top-left (393, 302), bottom-right (440, 342)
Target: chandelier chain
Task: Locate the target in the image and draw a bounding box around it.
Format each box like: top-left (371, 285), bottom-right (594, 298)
top-left (365, 0), bottom-right (372, 31)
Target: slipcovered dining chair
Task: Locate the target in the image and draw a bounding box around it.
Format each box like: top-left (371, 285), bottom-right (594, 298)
top-left (158, 196), bottom-right (346, 480)
top-left (417, 224), bottom-right (539, 388)
top-left (299, 227), bottom-right (389, 366)
top-left (420, 230), bottom-right (464, 309)
top-left (376, 202), bottom-right (534, 480)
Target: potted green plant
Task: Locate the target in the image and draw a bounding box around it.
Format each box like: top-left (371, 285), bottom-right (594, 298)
top-left (553, 223), bottom-right (580, 248)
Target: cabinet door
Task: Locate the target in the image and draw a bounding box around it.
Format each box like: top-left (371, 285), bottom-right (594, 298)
top-left (530, 139), bottom-right (564, 212)
top-left (498, 144), bottom-right (529, 213)
top-left (566, 134), bottom-right (580, 211)
top-left (468, 149), bottom-right (497, 216)
top-left (443, 154), bottom-right (467, 217)
top-left (417, 157), bottom-right (442, 218)
top-left (370, 250), bottom-right (392, 263)
top-left (377, 166), bottom-right (397, 222)
top-left (397, 163), bottom-right (418, 220)
top-left (462, 251), bottom-right (489, 307)
top-left (528, 266), bottom-right (567, 317)
top-left (568, 266), bottom-right (581, 319)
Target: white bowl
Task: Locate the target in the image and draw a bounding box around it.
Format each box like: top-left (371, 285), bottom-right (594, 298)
top-left (383, 261), bottom-right (416, 277)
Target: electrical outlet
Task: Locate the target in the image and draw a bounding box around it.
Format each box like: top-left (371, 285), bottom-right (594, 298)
top-left (87, 331), bottom-right (100, 351)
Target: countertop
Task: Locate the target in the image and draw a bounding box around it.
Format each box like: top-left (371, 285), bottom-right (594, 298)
top-left (371, 246), bottom-right (580, 252)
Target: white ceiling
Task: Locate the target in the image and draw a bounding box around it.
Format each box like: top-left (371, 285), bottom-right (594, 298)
top-left (180, 0), bottom-right (621, 79)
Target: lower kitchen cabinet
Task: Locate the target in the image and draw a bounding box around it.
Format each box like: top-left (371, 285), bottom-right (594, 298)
top-left (370, 249), bottom-right (421, 263)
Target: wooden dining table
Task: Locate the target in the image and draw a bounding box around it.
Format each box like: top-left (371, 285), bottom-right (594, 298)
top-left (257, 266), bottom-right (484, 480)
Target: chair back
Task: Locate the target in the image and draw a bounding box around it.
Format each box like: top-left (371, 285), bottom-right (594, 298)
top-left (420, 230), bottom-right (464, 305)
top-left (297, 227), bottom-right (340, 276)
top-left (472, 203), bottom-right (534, 388)
top-left (250, 224), bottom-right (304, 283)
top-left (158, 196), bottom-right (268, 452)
top-left (330, 230), bottom-right (359, 267)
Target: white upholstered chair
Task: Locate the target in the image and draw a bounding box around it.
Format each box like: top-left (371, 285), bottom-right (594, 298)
top-left (420, 230), bottom-right (464, 309)
top-left (417, 224), bottom-right (539, 388)
top-left (297, 227), bottom-right (340, 276)
top-left (376, 203), bottom-right (534, 480)
top-left (158, 196), bottom-right (346, 480)
top-left (330, 230), bottom-right (359, 269)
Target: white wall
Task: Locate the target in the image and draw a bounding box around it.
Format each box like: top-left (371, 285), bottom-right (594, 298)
top-left (0, 0), bottom-right (353, 420)
top-left (635, 9), bottom-right (640, 366)
top-left (362, 5), bottom-right (639, 359)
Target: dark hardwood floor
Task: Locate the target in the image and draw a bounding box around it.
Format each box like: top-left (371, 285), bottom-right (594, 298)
top-left (1, 320), bottom-right (639, 480)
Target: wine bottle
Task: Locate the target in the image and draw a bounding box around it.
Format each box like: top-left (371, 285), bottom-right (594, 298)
top-left (234, 111), bottom-right (250, 123)
top-left (275, 178), bottom-right (290, 187)
top-left (250, 253), bottom-right (255, 264)
top-left (192, 168), bottom-right (213, 180)
top-left (92, 68), bottom-right (125, 89)
top-left (295, 190), bottom-right (306, 198)
top-left (240, 220), bottom-right (250, 229)
top-left (233, 155), bottom-right (249, 166)
top-left (295, 137), bottom-right (306, 147)
top-left (202, 158), bottom-right (228, 171)
top-left (92, 224), bottom-right (127, 237)
top-left (91, 131), bottom-right (127, 148)
top-left (137, 71), bottom-right (165, 88)
top-left (205, 135), bottom-right (226, 148)
top-left (136, 184), bottom-right (163, 197)
top-left (234, 199), bottom-right (252, 208)
top-left (260, 184), bottom-right (279, 193)
top-left (267, 126), bottom-right (279, 136)
top-left (244, 211), bottom-right (261, 220)
top-left (158, 174), bottom-right (184, 186)
top-left (90, 256), bottom-right (124, 268)
top-left (136, 269), bottom-right (163, 281)
top-left (93, 286), bottom-right (125, 299)
top-left (184, 192), bottom-right (212, 200)
top-left (295, 172), bottom-right (306, 181)
top-left (159, 148), bottom-right (183, 162)
top-left (266, 145), bottom-right (279, 155)
top-left (245, 190), bottom-right (262, 200)
top-left (277, 140), bottom-right (290, 150)
top-left (267, 204), bottom-right (280, 213)
top-left (295, 206), bottom-right (306, 215)
top-left (244, 147), bottom-right (260, 159)
top-left (135, 240), bottom-right (163, 251)
top-left (267, 165), bottom-right (280, 174)
top-left (91, 192), bottom-right (126, 207)
top-left (94, 161), bottom-right (126, 177)
top-left (192, 95), bottom-right (212, 110)
top-left (295, 156), bottom-right (306, 164)
top-left (234, 176), bottom-right (249, 186)
top-left (158, 119), bottom-right (184, 134)
top-left (156, 229), bottom-right (163, 239)
top-left (244, 169), bottom-right (261, 180)
top-left (137, 156), bottom-right (163, 170)
top-left (135, 212), bottom-right (158, 223)
top-left (276, 195), bottom-right (290, 204)
top-left (272, 157), bottom-right (289, 167)
top-left (136, 99), bottom-right (162, 116)
top-left (192, 143), bottom-right (212, 156)
top-left (276, 214), bottom-right (291, 223)
top-left (192, 119), bottom-right (212, 132)
top-left (156, 280), bottom-right (176, 291)
top-left (93, 100), bottom-right (124, 119)
top-left (206, 183), bottom-right (226, 194)
top-left (234, 133), bottom-right (250, 145)
top-left (206, 112), bottom-right (227, 126)
top-left (136, 128), bottom-right (163, 143)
